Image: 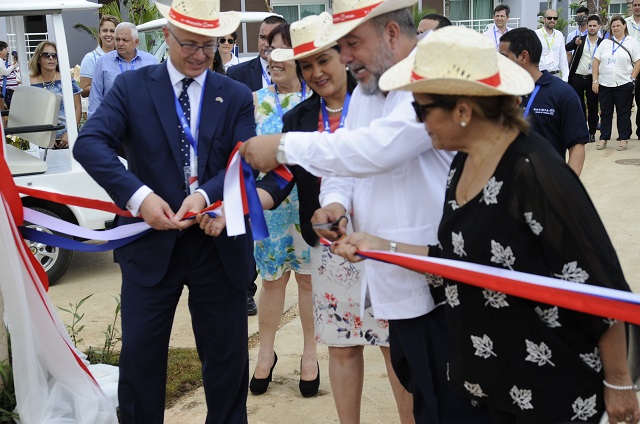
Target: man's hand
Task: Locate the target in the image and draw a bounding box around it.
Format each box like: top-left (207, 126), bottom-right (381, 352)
top-left (311, 203), bottom-right (347, 241)
top-left (197, 211), bottom-right (227, 237)
top-left (139, 193), bottom-right (178, 230)
top-left (172, 192), bottom-right (207, 230)
top-left (239, 134), bottom-right (281, 172)
top-left (575, 36), bottom-right (582, 45)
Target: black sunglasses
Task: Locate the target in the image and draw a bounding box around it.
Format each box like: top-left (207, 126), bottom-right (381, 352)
top-left (218, 38), bottom-right (235, 44)
top-left (412, 101), bottom-right (450, 123)
top-left (546, 17), bottom-right (558, 21)
top-left (40, 52), bottom-right (58, 59)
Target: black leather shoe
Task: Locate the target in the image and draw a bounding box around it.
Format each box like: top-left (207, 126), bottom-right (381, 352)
top-left (247, 296), bottom-right (258, 316)
top-left (249, 352), bottom-right (277, 395)
top-left (588, 134), bottom-right (596, 143)
top-left (299, 362), bottom-right (320, 397)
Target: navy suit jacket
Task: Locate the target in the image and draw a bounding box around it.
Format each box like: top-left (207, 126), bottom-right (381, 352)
top-left (74, 62), bottom-right (257, 289)
top-left (226, 56), bottom-right (263, 92)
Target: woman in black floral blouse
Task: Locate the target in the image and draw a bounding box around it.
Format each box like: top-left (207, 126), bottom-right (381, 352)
top-left (333, 26), bottom-right (639, 424)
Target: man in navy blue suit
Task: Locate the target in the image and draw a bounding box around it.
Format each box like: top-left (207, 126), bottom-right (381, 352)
top-left (227, 15), bottom-right (286, 92)
top-left (74, 0), bottom-right (255, 422)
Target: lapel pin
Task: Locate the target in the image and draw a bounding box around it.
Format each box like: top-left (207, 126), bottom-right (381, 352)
top-left (215, 97), bottom-right (224, 103)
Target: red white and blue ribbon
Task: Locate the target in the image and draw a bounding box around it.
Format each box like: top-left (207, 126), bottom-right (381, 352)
top-left (320, 238), bottom-right (640, 325)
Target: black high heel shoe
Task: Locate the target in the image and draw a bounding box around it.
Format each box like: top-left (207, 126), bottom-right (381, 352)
top-left (299, 361), bottom-right (320, 397)
top-left (249, 352), bottom-right (278, 395)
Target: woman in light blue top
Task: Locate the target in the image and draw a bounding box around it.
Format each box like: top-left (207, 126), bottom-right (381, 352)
top-left (29, 41), bottom-right (82, 149)
top-left (79, 14), bottom-right (119, 98)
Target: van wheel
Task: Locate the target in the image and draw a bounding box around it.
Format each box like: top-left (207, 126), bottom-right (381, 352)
top-left (23, 207), bottom-right (74, 285)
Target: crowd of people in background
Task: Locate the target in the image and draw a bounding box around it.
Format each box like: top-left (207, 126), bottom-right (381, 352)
top-left (3, 0), bottom-right (639, 422)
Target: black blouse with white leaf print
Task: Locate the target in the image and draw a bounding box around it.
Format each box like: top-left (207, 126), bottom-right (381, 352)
top-left (431, 131), bottom-right (631, 422)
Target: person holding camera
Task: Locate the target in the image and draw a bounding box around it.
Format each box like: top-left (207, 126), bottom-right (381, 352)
top-left (566, 6), bottom-right (590, 64)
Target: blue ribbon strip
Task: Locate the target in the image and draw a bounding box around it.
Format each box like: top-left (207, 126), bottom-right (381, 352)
top-left (241, 157), bottom-right (269, 240)
top-left (20, 226), bottom-right (152, 252)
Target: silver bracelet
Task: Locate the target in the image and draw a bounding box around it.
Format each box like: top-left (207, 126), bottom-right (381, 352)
top-left (603, 380), bottom-right (640, 391)
top-left (389, 241), bottom-right (397, 252)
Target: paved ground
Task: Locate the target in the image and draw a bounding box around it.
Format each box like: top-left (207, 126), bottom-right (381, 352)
top-left (48, 130), bottom-right (640, 424)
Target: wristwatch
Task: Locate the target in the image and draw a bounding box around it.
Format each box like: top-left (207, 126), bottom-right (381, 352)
top-left (275, 133), bottom-right (288, 164)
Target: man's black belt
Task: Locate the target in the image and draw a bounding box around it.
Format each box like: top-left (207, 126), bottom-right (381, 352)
top-left (576, 74), bottom-right (592, 79)
top-left (549, 70), bottom-right (561, 75)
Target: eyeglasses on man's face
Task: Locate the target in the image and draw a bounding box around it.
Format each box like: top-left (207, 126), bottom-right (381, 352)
top-left (40, 52), bottom-right (58, 59)
top-left (168, 27), bottom-right (217, 56)
top-left (546, 17), bottom-right (558, 21)
top-left (218, 38), bottom-right (235, 45)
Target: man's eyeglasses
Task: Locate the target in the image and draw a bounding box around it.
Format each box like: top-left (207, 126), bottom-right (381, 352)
top-left (546, 17), bottom-right (558, 21)
top-left (263, 47), bottom-right (274, 56)
top-left (40, 52), bottom-right (58, 59)
top-left (219, 38), bottom-right (235, 45)
top-left (412, 100), bottom-right (449, 123)
top-left (168, 27), bottom-right (217, 56)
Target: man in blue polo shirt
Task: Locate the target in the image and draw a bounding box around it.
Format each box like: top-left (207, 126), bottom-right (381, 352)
top-left (500, 27), bottom-right (588, 176)
top-left (88, 22), bottom-right (157, 117)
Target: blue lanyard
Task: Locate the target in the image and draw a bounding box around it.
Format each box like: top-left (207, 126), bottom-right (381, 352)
top-left (524, 84), bottom-right (541, 118)
top-left (173, 75), bottom-right (207, 152)
top-left (586, 37), bottom-right (598, 61)
top-left (117, 56), bottom-right (138, 74)
top-left (493, 27), bottom-right (507, 49)
top-left (320, 92), bottom-right (351, 132)
top-left (612, 36), bottom-right (627, 56)
top-left (261, 66), bottom-right (271, 86)
top-left (273, 81), bottom-right (307, 118)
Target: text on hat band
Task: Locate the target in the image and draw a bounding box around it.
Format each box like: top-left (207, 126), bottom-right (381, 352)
top-left (410, 70), bottom-right (502, 87)
top-left (333, 1), bottom-right (383, 24)
top-left (169, 8), bottom-right (220, 29)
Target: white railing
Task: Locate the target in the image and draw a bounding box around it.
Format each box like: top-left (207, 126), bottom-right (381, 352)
top-left (6, 33), bottom-right (49, 58)
top-left (452, 18), bottom-right (521, 33)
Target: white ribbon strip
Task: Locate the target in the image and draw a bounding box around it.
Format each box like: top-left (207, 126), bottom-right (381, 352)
top-left (223, 150), bottom-right (246, 237)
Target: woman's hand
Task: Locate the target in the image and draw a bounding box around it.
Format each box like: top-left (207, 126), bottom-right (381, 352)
top-left (592, 81), bottom-right (599, 94)
top-left (604, 385), bottom-right (639, 423)
top-left (55, 133), bottom-right (69, 149)
top-left (197, 211), bottom-right (227, 237)
top-left (332, 232), bottom-right (388, 263)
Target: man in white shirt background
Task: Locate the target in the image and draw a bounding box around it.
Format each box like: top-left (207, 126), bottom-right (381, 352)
top-left (537, 9), bottom-right (570, 82)
top-left (626, 0), bottom-right (640, 137)
top-left (483, 4), bottom-right (511, 50)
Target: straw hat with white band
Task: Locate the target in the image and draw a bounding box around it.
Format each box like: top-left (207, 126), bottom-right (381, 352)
top-left (270, 12), bottom-right (336, 62)
top-left (156, 0), bottom-right (240, 37)
top-left (315, 0), bottom-right (418, 46)
top-left (379, 26), bottom-right (534, 97)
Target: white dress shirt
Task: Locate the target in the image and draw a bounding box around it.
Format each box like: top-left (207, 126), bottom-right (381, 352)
top-left (537, 28), bottom-right (570, 81)
top-left (483, 25), bottom-right (511, 50)
top-left (594, 36), bottom-right (640, 87)
top-left (283, 85), bottom-right (454, 320)
top-left (625, 16), bottom-right (640, 43)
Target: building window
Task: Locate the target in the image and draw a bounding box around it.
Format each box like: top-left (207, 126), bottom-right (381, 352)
top-left (608, 0), bottom-right (626, 15)
top-left (272, 3), bottom-right (326, 23)
top-left (450, 0), bottom-right (492, 22)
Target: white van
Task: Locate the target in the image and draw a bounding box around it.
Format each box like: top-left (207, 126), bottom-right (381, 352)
top-left (2, 0), bottom-right (114, 283)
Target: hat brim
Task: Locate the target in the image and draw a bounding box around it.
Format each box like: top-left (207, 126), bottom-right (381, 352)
top-left (316, 0), bottom-right (417, 46)
top-left (270, 40), bottom-right (337, 62)
top-left (379, 52), bottom-right (535, 97)
top-left (157, 3), bottom-right (240, 37)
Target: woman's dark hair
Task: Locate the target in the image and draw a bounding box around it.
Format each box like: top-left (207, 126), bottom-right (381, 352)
top-left (426, 94), bottom-right (529, 133)
top-left (267, 23), bottom-right (292, 48)
top-left (295, 45), bottom-right (357, 96)
top-left (211, 49), bottom-right (225, 74)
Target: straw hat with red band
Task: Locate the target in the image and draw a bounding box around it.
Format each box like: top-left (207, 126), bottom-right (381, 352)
top-left (379, 26), bottom-right (534, 97)
top-left (156, 0), bottom-right (240, 37)
top-left (270, 12), bottom-right (336, 62)
top-left (315, 0), bottom-right (418, 46)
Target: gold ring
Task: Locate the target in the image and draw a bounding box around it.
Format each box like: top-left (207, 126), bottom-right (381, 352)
top-left (626, 415), bottom-right (634, 423)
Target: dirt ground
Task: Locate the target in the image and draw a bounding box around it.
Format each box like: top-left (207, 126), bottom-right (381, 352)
top-left (45, 138), bottom-right (640, 423)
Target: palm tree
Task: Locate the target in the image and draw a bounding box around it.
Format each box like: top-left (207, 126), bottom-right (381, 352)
top-left (73, 0), bottom-right (160, 44)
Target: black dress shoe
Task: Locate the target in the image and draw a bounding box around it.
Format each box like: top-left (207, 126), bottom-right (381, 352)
top-left (249, 352), bottom-right (277, 395)
top-left (299, 362), bottom-right (320, 398)
top-left (588, 134), bottom-right (595, 143)
top-left (247, 296), bottom-right (258, 316)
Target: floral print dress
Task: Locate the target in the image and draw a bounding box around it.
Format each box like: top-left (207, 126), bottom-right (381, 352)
top-left (254, 87), bottom-right (310, 280)
top-left (431, 132), bottom-right (631, 422)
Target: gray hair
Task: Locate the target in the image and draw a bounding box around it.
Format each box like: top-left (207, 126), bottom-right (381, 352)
top-left (370, 7), bottom-right (416, 39)
top-left (116, 22), bottom-right (139, 41)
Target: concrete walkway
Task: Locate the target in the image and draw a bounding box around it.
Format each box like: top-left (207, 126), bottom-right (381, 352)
top-left (164, 134), bottom-right (640, 423)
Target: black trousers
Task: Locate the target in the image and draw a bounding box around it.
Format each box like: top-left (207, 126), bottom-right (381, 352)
top-left (569, 73), bottom-right (599, 135)
top-left (389, 307), bottom-right (491, 424)
top-left (598, 82), bottom-right (634, 141)
top-left (635, 76), bottom-right (640, 137)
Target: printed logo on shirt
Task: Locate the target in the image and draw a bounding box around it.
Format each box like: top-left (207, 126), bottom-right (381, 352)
top-left (532, 107), bottom-right (556, 116)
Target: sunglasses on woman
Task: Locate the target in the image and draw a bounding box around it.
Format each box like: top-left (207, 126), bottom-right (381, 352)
top-left (218, 38), bottom-right (235, 45)
top-left (40, 52), bottom-right (58, 59)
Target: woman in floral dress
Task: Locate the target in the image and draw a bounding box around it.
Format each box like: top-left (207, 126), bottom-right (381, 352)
top-left (334, 26), bottom-right (639, 423)
top-left (250, 23), bottom-right (316, 396)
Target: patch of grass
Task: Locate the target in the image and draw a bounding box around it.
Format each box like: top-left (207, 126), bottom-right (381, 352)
top-left (165, 348), bottom-right (202, 407)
